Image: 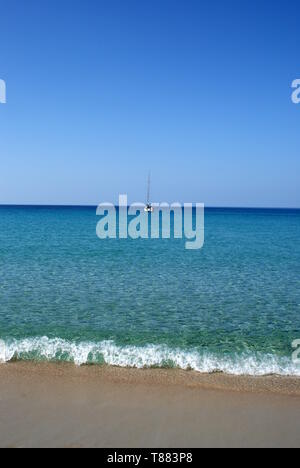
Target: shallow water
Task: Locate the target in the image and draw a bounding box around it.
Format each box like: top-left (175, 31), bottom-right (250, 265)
top-left (0, 206), bottom-right (300, 375)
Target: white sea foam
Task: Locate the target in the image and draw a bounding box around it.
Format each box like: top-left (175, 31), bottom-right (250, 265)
top-left (0, 336), bottom-right (300, 377)
top-left (0, 340), bottom-right (6, 363)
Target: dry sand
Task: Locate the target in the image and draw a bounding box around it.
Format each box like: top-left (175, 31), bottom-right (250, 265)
top-left (0, 362), bottom-right (300, 448)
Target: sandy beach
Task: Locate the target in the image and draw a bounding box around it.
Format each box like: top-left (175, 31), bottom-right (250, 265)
top-left (0, 362), bottom-right (299, 448)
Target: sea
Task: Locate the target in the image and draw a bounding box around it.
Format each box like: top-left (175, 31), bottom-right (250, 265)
top-left (0, 205), bottom-right (300, 376)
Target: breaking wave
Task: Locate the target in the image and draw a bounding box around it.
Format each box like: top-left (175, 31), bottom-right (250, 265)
top-left (0, 336), bottom-right (299, 377)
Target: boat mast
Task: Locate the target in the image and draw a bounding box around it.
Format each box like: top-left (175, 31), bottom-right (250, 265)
top-left (147, 172), bottom-right (151, 206)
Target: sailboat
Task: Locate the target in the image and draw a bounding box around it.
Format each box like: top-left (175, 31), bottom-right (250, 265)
top-left (144, 172), bottom-right (154, 212)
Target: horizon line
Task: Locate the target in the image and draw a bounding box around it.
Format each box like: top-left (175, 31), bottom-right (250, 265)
top-left (0, 204), bottom-right (299, 210)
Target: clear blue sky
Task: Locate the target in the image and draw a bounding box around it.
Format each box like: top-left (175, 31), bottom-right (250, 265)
top-left (0, 0), bottom-right (299, 207)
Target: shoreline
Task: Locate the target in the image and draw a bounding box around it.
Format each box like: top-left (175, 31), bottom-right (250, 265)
top-left (2, 336), bottom-right (300, 377)
top-left (1, 361), bottom-right (300, 396)
top-left (1, 362), bottom-right (300, 447)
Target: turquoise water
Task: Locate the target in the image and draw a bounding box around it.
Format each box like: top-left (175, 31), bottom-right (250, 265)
top-left (0, 206), bottom-right (300, 375)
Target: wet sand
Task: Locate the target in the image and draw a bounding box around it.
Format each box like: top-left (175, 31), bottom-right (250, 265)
top-left (0, 362), bottom-right (300, 448)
